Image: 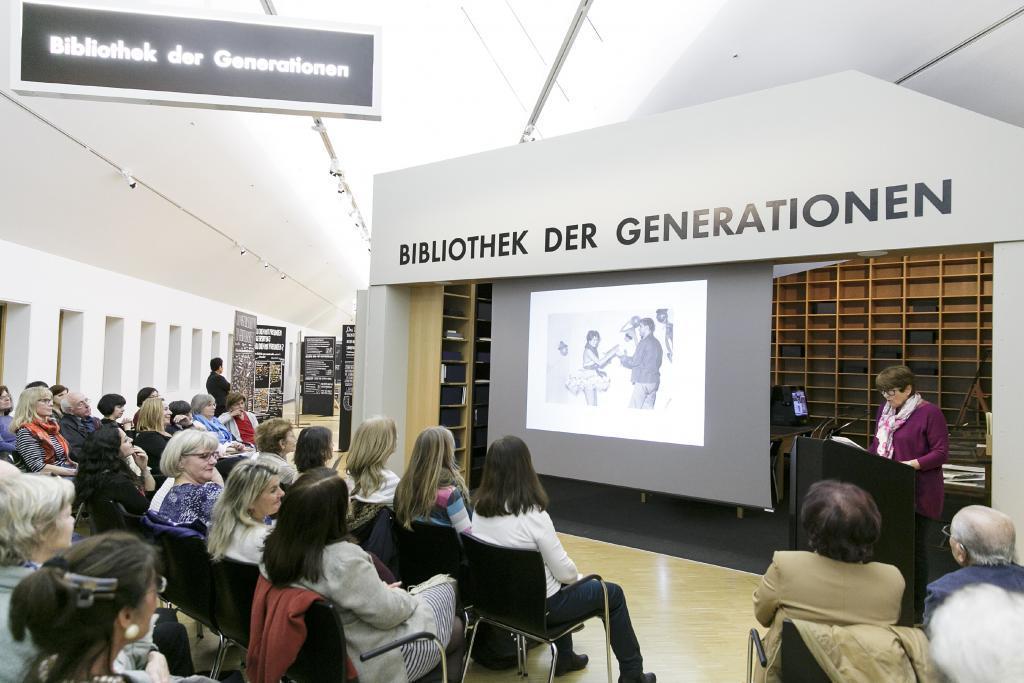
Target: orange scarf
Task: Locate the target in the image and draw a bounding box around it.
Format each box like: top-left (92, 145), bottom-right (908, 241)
top-left (23, 419), bottom-right (72, 465)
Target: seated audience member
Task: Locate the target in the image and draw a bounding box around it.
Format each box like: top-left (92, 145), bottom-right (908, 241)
top-left (58, 391), bottom-right (99, 461)
top-left (166, 400), bottom-right (193, 435)
top-left (191, 393), bottom-right (243, 452)
top-left (0, 475), bottom-right (76, 682)
top-left (156, 430), bottom-right (224, 527)
top-left (473, 436), bottom-right (656, 682)
top-left (74, 424), bottom-right (155, 516)
top-left (132, 387), bottom-right (160, 428)
top-left (753, 480), bottom-right (904, 683)
top-left (12, 386), bottom-right (77, 476)
top-left (929, 583), bottom-right (1024, 682)
top-left (0, 385), bottom-right (16, 459)
top-left (97, 393), bottom-right (128, 429)
top-left (294, 425), bottom-right (334, 473)
top-left (394, 426), bottom-right (472, 534)
top-left (345, 416), bottom-right (401, 529)
top-left (24, 381), bottom-right (49, 389)
top-left (219, 391), bottom-right (259, 447)
top-left (134, 397), bottom-right (172, 479)
top-left (261, 468), bottom-right (458, 683)
top-left (206, 358), bottom-right (231, 417)
top-left (207, 459), bottom-right (283, 564)
top-left (254, 418), bottom-right (298, 486)
top-left (924, 505), bottom-right (1024, 625)
top-left (48, 384), bottom-right (68, 421)
top-left (10, 531), bottom-right (212, 683)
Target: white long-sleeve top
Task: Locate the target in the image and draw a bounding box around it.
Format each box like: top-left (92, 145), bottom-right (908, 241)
top-left (472, 507), bottom-right (578, 597)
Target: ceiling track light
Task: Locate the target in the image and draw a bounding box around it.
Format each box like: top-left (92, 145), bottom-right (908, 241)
top-left (238, 246), bottom-right (247, 255)
top-left (263, 261), bottom-right (270, 269)
top-left (280, 273), bottom-right (287, 280)
top-left (120, 168), bottom-right (137, 189)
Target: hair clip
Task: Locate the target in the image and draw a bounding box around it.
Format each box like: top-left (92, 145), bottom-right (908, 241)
top-left (42, 556), bottom-right (70, 571)
top-left (62, 573), bottom-right (119, 608)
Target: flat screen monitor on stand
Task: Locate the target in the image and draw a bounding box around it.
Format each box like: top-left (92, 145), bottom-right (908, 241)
top-left (771, 385), bottom-right (809, 426)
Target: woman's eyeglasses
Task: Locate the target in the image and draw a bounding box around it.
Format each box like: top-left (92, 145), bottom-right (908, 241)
top-left (186, 451), bottom-right (219, 461)
top-left (879, 388), bottom-right (900, 398)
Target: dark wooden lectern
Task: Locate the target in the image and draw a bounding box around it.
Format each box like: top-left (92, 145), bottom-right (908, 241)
top-left (789, 436), bottom-right (916, 626)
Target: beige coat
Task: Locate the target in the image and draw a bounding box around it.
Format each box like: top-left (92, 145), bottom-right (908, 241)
top-left (752, 550), bottom-right (905, 683)
top-left (793, 619), bottom-right (936, 682)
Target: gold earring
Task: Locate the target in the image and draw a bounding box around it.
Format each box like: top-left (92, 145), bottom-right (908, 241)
top-left (124, 624), bottom-right (141, 640)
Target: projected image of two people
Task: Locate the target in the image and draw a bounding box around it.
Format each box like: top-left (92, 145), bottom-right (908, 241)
top-left (547, 309), bottom-right (675, 409)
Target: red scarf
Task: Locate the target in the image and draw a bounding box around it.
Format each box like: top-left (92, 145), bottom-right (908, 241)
top-left (23, 419), bottom-right (73, 465)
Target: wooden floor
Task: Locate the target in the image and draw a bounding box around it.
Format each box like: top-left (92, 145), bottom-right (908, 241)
top-left (182, 408), bottom-right (765, 682)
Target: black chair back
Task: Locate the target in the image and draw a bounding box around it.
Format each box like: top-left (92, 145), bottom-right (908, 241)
top-left (394, 521), bottom-right (464, 589)
top-left (159, 534), bottom-right (217, 630)
top-left (88, 498), bottom-right (128, 534)
top-left (211, 559), bottom-right (260, 648)
top-left (286, 600), bottom-right (349, 683)
top-left (461, 534), bottom-right (548, 636)
top-left (781, 620), bottom-right (830, 682)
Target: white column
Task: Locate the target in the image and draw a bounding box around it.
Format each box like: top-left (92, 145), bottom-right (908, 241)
top-left (992, 241), bottom-right (1024, 535)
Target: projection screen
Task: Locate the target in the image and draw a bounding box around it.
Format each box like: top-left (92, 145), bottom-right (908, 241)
top-left (489, 262), bottom-right (773, 508)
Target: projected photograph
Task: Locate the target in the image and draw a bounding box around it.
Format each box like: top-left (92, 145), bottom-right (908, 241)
top-left (527, 280), bottom-right (707, 446)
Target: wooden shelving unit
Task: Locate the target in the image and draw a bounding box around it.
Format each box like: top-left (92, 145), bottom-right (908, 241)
top-left (771, 250), bottom-right (993, 447)
top-left (405, 282), bottom-right (491, 487)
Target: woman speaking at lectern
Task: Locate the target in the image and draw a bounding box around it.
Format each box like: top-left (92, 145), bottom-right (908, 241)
top-left (868, 365), bottom-right (948, 623)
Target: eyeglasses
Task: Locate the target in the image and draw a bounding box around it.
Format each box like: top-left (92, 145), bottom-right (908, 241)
top-left (879, 388), bottom-right (901, 398)
top-left (37, 399), bottom-right (53, 405)
top-left (186, 451), bottom-right (219, 461)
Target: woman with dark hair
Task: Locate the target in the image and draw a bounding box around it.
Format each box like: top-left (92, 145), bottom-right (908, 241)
top-left (868, 364), bottom-right (948, 623)
top-left (752, 480), bottom-right (904, 682)
top-left (48, 385), bottom-right (68, 421)
top-left (262, 468), bottom-right (458, 683)
top-left (166, 401), bottom-right (193, 435)
top-left (9, 531), bottom-right (213, 683)
top-left (74, 424), bottom-right (155, 516)
top-left (473, 436), bottom-right (655, 682)
top-left (565, 330), bottom-right (615, 406)
top-left (0, 385), bottom-right (16, 458)
top-left (97, 394), bottom-right (128, 430)
top-left (218, 391), bottom-right (259, 448)
top-left (131, 387), bottom-right (159, 428)
top-left (294, 425), bottom-right (334, 473)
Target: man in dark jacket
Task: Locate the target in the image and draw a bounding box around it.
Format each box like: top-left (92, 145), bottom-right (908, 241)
top-left (618, 317), bottom-right (663, 409)
top-left (58, 391), bottom-right (100, 460)
top-left (924, 505), bottom-right (1024, 625)
top-left (206, 357), bottom-right (231, 417)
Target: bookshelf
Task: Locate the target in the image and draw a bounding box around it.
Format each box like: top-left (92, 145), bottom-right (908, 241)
top-left (405, 282), bottom-right (491, 487)
top-left (771, 250), bottom-right (993, 447)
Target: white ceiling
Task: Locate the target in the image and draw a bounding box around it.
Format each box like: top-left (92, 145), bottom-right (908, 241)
top-left (1, 0), bottom-right (1021, 331)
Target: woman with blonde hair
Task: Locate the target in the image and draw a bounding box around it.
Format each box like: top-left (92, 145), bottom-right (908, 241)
top-left (133, 397), bottom-right (172, 479)
top-left (394, 427), bottom-right (472, 534)
top-left (344, 416), bottom-right (400, 530)
top-left (207, 458), bottom-right (284, 564)
top-left (11, 386), bottom-right (76, 476)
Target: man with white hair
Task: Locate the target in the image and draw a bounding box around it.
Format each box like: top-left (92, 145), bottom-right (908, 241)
top-left (923, 505), bottom-right (1024, 625)
top-left (57, 391), bottom-right (99, 460)
top-left (929, 584), bottom-right (1024, 682)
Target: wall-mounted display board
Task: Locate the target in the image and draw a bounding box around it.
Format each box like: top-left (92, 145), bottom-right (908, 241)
top-left (771, 250), bottom-right (993, 446)
top-left (253, 324), bottom-right (285, 418)
top-left (12, 1), bottom-right (382, 119)
top-left (302, 335), bottom-right (336, 416)
top-left (339, 324), bottom-right (356, 451)
top-left (231, 310), bottom-right (257, 407)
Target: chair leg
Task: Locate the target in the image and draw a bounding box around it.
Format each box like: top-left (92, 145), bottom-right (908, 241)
top-left (600, 582), bottom-right (613, 683)
top-left (460, 616), bottom-right (481, 683)
top-left (210, 634), bottom-right (229, 679)
top-left (546, 641), bottom-right (558, 683)
top-left (520, 635), bottom-right (530, 677)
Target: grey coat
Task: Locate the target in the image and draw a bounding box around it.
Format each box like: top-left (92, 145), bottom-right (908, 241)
top-left (289, 541), bottom-right (439, 683)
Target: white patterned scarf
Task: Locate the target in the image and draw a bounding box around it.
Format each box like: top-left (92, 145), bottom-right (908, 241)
top-left (875, 392), bottom-right (923, 459)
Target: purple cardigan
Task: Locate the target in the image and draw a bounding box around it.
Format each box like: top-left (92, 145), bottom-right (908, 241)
top-left (869, 400), bottom-right (949, 519)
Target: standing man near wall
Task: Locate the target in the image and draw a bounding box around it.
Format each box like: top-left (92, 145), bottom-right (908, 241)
top-left (619, 318), bottom-right (663, 409)
top-left (206, 358), bottom-right (231, 417)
